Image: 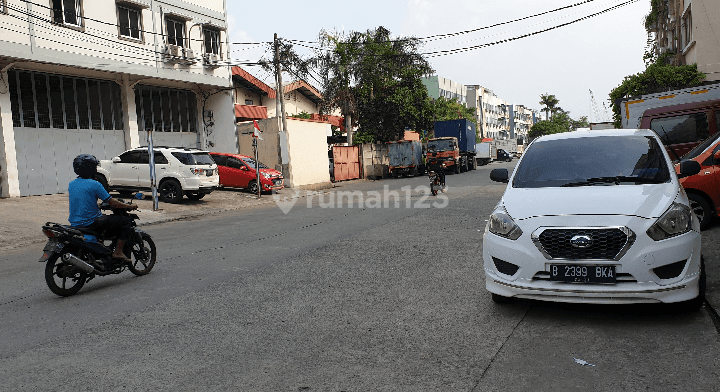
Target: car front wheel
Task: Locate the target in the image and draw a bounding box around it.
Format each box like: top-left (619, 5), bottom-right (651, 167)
top-left (159, 179), bottom-right (183, 204)
top-left (688, 193), bottom-right (713, 230)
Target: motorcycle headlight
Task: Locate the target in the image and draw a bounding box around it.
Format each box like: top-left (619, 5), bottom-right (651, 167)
top-left (488, 205), bottom-right (523, 240)
top-left (646, 202), bottom-right (693, 241)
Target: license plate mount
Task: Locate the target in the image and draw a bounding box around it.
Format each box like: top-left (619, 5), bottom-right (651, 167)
top-left (550, 264), bottom-right (616, 284)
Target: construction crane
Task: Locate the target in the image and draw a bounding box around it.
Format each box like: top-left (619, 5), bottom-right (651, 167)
top-left (589, 89), bottom-right (610, 123)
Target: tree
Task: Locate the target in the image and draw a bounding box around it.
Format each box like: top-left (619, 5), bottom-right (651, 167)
top-left (314, 27), bottom-right (434, 143)
top-left (539, 93), bottom-right (559, 121)
top-left (529, 104), bottom-right (587, 139)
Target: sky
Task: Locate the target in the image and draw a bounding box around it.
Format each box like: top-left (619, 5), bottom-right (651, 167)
top-left (226, 0), bottom-right (650, 123)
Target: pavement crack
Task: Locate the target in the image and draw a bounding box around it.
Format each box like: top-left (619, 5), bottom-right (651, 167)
top-left (471, 302), bottom-right (532, 391)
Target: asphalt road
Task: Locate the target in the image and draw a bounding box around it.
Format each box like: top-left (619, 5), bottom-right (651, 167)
top-left (1, 161), bottom-right (719, 391)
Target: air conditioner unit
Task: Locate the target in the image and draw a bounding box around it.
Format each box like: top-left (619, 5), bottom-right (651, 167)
top-left (203, 53), bottom-right (220, 67)
top-left (163, 45), bottom-right (182, 63)
top-left (181, 48), bottom-right (197, 65)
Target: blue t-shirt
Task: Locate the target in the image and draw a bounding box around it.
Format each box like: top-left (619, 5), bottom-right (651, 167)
top-left (68, 178), bottom-right (111, 227)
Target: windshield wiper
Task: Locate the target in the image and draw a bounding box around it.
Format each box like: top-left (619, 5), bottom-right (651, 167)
top-left (561, 176), bottom-right (663, 187)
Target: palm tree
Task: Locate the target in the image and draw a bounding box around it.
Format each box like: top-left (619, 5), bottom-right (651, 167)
top-left (539, 94), bottom-right (559, 120)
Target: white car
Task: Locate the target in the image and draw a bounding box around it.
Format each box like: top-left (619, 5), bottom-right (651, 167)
top-left (483, 129), bottom-right (704, 308)
top-left (96, 147), bottom-right (219, 204)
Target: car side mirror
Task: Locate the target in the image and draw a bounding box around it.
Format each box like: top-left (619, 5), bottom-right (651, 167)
top-left (112, 157), bottom-right (121, 163)
top-left (490, 168), bottom-right (509, 183)
top-left (677, 159), bottom-right (701, 179)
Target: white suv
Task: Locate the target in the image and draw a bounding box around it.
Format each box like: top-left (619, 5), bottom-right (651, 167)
top-left (483, 129), bottom-right (704, 308)
top-left (96, 147), bottom-right (219, 203)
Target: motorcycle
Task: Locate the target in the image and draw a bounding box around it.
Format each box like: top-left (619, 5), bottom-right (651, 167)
top-left (428, 160), bottom-right (447, 196)
top-left (39, 193), bottom-right (156, 296)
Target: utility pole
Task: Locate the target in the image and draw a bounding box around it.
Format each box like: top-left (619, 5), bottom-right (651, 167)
top-left (274, 33), bottom-right (288, 134)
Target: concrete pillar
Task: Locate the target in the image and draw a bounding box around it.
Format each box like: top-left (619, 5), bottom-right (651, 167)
top-left (0, 70), bottom-right (21, 197)
top-left (121, 75), bottom-right (140, 149)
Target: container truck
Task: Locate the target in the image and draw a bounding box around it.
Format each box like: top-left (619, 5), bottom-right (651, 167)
top-left (431, 119), bottom-right (477, 172)
top-left (388, 140), bottom-right (424, 177)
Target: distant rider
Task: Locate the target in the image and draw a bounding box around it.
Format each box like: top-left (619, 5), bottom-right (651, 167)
top-left (68, 154), bottom-right (137, 262)
top-left (428, 159), bottom-right (446, 187)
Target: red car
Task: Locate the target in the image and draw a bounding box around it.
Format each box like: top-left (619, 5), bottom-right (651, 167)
top-left (209, 153), bottom-right (284, 194)
top-left (678, 131), bottom-right (720, 229)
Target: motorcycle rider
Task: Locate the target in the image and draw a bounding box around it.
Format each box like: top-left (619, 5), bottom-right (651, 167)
top-left (427, 159), bottom-right (446, 187)
top-left (68, 154), bottom-right (138, 262)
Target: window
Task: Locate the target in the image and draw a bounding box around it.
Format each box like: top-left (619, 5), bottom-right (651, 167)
top-left (119, 151), bottom-right (144, 163)
top-left (117, 5), bottom-right (142, 40)
top-left (203, 28), bottom-right (220, 55)
top-left (244, 99), bottom-right (253, 106)
top-left (52, 0), bottom-right (82, 27)
top-left (227, 157), bottom-right (244, 170)
top-left (1, 0), bottom-right (6, 14)
top-left (211, 155), bottom-right (227, 167)
top-left (134, 85), bottom-right (197, 133)
top-left (650, 113), bottom-right (709, 146)
top-left (166, 17), bottom-right (185, 47)
top-left (8, 70), bottom-right (123, 130)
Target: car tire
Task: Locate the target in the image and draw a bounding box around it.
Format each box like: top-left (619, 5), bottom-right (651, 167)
top-left (159, 179), bottom-right (183, 204)
top-left (94, 174), bottom-right (109, 192)
top-left (491, 293), bottom-right (513, 304)
top-left (247, 180), bottom-right (259, 195)
top-left (453, 163), bottom-right (460, 174)
top-left (688, 193), bottom-right (714, 230)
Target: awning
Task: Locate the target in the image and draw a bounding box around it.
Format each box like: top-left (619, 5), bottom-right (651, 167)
top-left (235, 104), bottom-right (268, 120)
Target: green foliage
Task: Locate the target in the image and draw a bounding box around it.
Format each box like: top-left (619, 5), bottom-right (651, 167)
top-left (608, 61), bottom-right (705, 128)
top-left (290, 111), bottom-right (312, 120)
top-left (431, 97), bottom-right (477, 125)
top-left (529, 100), bottom-right (587, 139)
top-left (539, 93), bottom-right (559, 120)
top-left (351, 130), bottom-right (375, 145)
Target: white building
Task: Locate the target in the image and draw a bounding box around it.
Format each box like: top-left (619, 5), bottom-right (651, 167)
top-left (467, 86), bottom-right (511, 140)
top-left (422, 76), bottom-right (467, 105)
top-left (508, 105), bottom-right (535, 144)
top-left (0, 0), bottom-right (235, 197)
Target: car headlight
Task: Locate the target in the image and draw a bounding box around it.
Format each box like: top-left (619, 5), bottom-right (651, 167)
top-left (488, 205), bottom-right (523, 240)
top-left (646, 202), bottom-right (693, 241)
top-left (261, 172), bottom-right (272, 179)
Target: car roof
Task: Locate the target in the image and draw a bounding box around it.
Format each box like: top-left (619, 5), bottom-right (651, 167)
top-left (210, 152), bottom-right (252, 159)
top-left (536, 129), bottom-right (656, 142)
top-left (131, 146), bottom-right (210, 153)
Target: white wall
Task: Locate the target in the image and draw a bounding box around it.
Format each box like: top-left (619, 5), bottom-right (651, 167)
top-left (286, 118), bottom-right (330, 188)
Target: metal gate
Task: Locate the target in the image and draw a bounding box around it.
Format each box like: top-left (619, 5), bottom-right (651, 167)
top-left (332, 146), bottom-right (360, 182)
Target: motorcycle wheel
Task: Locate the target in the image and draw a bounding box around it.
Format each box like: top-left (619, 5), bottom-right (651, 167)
top-left (45, 251), bottom-right (87, 297)
top-left (126, 233), bottom-right (157, 276)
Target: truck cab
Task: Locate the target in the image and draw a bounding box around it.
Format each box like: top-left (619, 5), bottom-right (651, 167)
top-left (427, 137), bottom-right (461, 174)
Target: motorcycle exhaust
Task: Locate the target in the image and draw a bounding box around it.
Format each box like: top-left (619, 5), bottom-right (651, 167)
top-left (61, 253), bottom-right (97, 274)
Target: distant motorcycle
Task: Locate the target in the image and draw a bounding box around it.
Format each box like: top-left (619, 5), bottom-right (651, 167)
top-left (428, 160), bottom-right (447, 196)
top-left (39, 193), bottom-right (156, 296)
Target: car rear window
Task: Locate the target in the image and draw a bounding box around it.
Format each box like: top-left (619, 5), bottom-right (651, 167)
top-left (513, 135), bottom-right (671, 188)
top-left (172, 152), bottom-right (215, 166)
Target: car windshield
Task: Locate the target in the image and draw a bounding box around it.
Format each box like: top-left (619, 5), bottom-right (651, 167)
top-left (681, 132), bottom-right (720, 160)
top-left (428, 140), bottom-right (454, 152)
top-left (172, 152), bottom-right (215, 166)
top-left (512, 135), bottom-right (671, 188)
top-left (241, 157), bottom-right (268, 169)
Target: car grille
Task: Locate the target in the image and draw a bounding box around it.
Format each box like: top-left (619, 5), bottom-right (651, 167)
top-left (536, 228), bottom-right (630, 260)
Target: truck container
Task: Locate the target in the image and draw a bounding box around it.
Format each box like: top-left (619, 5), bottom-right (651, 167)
top-left (387, 140), bottom-right (424, 177)
top-left (620, 82), bottom-right (720, 157)
top-left (432, 119), bottom-right (477, 172)
top-left (475, 142), bottom-right (496, 166)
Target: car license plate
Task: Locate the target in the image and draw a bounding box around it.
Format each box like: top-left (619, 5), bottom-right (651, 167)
top-left (550, 264), bottom-right (616, 284)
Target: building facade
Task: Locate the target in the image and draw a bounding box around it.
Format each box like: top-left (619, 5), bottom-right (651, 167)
top-left (508, 104), bottom-right (534, 144)
top-left (422, 75), bottom-right (467, 105)
top-left (0, 0), bottom-right (235, 197)
top-left (651, 0), bottom-right (720, 81)
top-left (467, 85), bottom-right (511, 140)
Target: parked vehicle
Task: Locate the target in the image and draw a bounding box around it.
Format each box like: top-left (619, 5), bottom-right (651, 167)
top-left (475, 142), bottom-right (497, 166)
top-left (620, 83), bottom-right (720, 157)
top-left (484, 129), bottom-right (704, 308)
top-left (678, 131), bottom-right (720, 229)
top-left (210, 152), bottom-right (283, 194)
top-left (39, 193), bottom-right (156, 297)
top-left (388, 140), bottom-right (424, 177)
top-left (433, 119), bottom-right (477, 172)
top-left (496, 149), bottom-right (513, 162)
top-left (493, 139), bottom-right (518, 155)
top-left (97, 147), bottom-right (218, 204)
